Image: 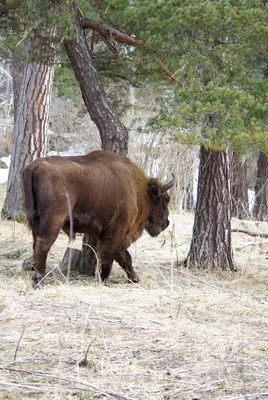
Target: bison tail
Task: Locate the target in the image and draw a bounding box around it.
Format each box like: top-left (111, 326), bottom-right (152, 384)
top-left (21, 165), bottom-right (38, 230)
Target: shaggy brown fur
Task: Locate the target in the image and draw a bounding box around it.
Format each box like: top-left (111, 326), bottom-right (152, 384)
top-left (22, 150), bottom-right (175, 287)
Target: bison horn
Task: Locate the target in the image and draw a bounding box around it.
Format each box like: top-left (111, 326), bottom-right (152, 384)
top-left (162, 173), bottom-right (176, 192)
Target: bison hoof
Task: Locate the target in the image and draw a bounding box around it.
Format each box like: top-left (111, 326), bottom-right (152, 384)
top-left (128, 276), bottom-right (139, 283)
top-left (32, 273), bottom-right (45, 289)
top-left (33, 282), bottom-right (45, 290)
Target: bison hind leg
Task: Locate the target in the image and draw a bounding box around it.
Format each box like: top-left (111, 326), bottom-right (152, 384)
top-left (115, 250), bottom-right (139, 283)
top-left (32, 216), bottom-right (65, 287)
top-left (32, 236), bottom-right (56, 288)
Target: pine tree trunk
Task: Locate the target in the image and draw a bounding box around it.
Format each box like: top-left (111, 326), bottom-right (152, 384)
top-left (2, 39), bottom-right (54, 220)
top-left (186, 146), bottom-right (236, 271)
top-left (254, 151), bottom-right (268, 221)
top-left (232, 152), bottom-right (249, 219)
top-left (63, 6), bottom-right (128, 155)
top-left (182, 182), bottom-right (195, 211)
top-left (64, 1), bottom-right (128, 275)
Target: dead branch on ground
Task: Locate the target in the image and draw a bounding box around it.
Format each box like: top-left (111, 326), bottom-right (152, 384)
top-left (232, 229), bottom-right (268, 238)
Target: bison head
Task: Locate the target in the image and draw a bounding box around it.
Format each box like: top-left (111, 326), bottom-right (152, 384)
top-left (145, 174), bottom-right (176, 237)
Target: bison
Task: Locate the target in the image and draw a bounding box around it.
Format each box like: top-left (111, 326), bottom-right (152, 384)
top-left (22, 150), bottom-right (175, 287)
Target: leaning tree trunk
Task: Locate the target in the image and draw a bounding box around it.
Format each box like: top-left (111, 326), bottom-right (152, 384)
top-left (186, 145), bottom-right (236, 271)
top-left (63, 4), bottom-right (128, 154)
top-left (254, 151), bottom-right (268, 221)
top-left (2, 35), bottom-right (54, 220)
top-left (232, 152), bottom-right (249, 219)
top-left (63, 1), bottom-right (128, 275)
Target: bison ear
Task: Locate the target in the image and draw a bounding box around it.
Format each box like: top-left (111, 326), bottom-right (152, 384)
top-left (149, 186), bottom-right (161, 201)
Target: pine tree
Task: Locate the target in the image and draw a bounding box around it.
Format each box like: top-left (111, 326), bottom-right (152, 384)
top-left (254, 151), bottom-right (268, 221)
top-left (232, 152), bottom-right (249, 220)
top-left (2, 36), bottom-right (55, 219)
top-left (93, 0), bottom-right (267, 270)
top-left (1, 1), bottom-right (267, 271)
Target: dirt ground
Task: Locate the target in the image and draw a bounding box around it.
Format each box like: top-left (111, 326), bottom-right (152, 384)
top-left (0, 182), bottom-right (267, 400)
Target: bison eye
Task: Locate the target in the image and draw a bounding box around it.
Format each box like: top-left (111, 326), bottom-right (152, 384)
top-left (164, 194), bottom-right (170, 203)
top-left (149, 186), bottom-right (161, 201)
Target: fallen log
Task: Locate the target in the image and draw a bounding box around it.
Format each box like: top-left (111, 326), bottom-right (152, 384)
top-left (233, 239), bottom-right (268, 250)
top-left (232, 229), bottom-right (268, 238)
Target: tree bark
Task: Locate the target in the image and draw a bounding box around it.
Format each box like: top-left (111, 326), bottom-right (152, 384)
top-left (232, 152), bottom-right (249, 219)
top-left (63, 6), bottom-right (128, 155)
top-left (63, 1), bottom-right (128, 275)
top-left (254, 151), bottom-right (268, 221)
top-left (186, 146), bottom-right (236, 271)
top-left (2, 37), bottom-right (54, 220)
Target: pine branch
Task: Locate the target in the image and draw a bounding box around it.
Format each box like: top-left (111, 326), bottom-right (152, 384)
top-left (156, 59), bottom-right (184, 87)
top-left (100, 33), bottom-right (119, 56)
top-left (81, 18), bottom-right (145, 47)
top-left (99, 71), bottom-right (141, 87)
top-left (80, 11), bottom-right (185, 87)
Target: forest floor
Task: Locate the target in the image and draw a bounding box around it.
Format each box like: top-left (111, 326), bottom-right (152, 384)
top-left (0, 182), bottom-right (267, 400)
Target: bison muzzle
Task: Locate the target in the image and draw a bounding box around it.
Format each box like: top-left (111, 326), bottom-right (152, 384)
top-left (22, 150), bottom-right (175, 287)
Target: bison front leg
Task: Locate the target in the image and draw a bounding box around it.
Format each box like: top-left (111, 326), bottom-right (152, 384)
top-left (99, 257), bottom-right (114, 282)
top-left (97, 234), bottom-right (121, 282)
top-left (115, 249), bottom-right (139, 283)
top-left (98, 234), bottom-right (139, 283)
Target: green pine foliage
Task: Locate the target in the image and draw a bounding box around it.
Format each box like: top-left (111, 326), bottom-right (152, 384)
top-left (0, 0), bottom-right (76, 63)
top-left (1, 0), bottom-right (74, 43)
top-left (88, 0), bottom-right (268, 153)
top-left (0, 1), bottom-right (79, 94)
top-left (1, 0), bottom-right (267, 153)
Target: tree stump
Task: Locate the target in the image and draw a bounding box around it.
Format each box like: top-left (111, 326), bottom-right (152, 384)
top-left (58, 247), bottom-right (83, 275)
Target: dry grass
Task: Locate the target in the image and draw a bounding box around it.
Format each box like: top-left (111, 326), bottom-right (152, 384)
top-left (0, 184), bottom-right (268, 399)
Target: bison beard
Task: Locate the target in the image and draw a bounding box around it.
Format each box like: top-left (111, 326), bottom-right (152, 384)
top-left (21, 150), bottom-right (175, 288)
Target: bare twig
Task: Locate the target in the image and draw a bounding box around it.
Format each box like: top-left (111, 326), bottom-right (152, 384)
top-left (169, 223), bottom-right (175, 316)
top-left (227, 392), bottom-right (268, 400)
top-left (65, 191), bottom-right (74, 281)
top-left (14, 325), bottom-right (26, 362)
top-left (1, 367), bottom-right (135, 399)
top-left (79, 337), bottom-right (96, 367)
